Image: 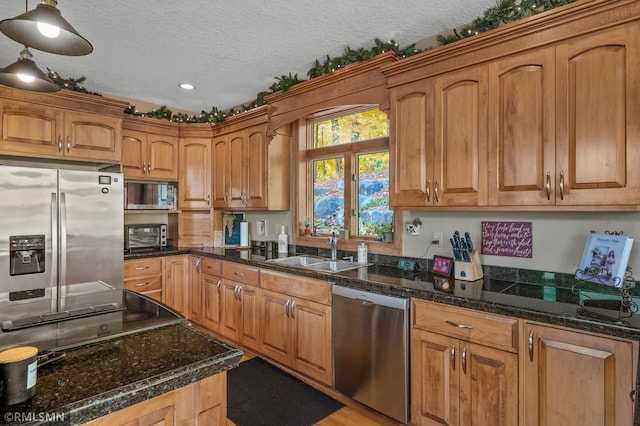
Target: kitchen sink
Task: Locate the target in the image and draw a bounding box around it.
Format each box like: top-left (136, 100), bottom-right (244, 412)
top-left (268, 255), bottom-right (326, 267)
top-left (303, 259), bottom-right (370, 273)
top-left (268, 255), bottom-right (370, 273)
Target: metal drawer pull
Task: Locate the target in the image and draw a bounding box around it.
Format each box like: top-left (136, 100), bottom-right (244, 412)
top-left (66, 136), bottom-right (71, 152)
top-left (216, 279), bottom-right (221, 288)
top-left (445, 320), bottom-right (473, 329)
top-left (462, 347), bottom-right (467, 373)
top-left (545, 172), bottom-right (551, 200)
top-left (426, 180), bottom-right (431, 202)
top-left (290, 300), bottom-right (296, 319)
top-left (450, 345), bottom-right (455, 365)
top-left (559, 170), bottom-right (565, 200)
top-left (135, 282), bottom-right (149, 287)
top-left (234, 271), bottom-right (244, 277)
top-left (285, 300), bottom-right (290, 318)
top-left (135, 266), bottom-right (149, 270)
top-left (58, 136), bottom-right (63, 152)
top-left (528, 330), bottom-right (534, 361)
top-left (434, 180), bottom-right (439, 203)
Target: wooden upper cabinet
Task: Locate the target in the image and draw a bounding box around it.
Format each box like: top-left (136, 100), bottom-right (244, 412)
top-left (179, 137), bottom-right (211, 209)
top-left (555, 22), bottom-right (640, 206)
top-left (488, 47), bottom-right (556, 206)
top-left (433, 65), bottom-right (488, 207)
top-left (122, 128), bottom-right (179, 180)
top-left (212, 108), bottom-right (289, 211)
top-left (390, 81), bottom-right (432, 207)
top-left (0, 100), bottom-right (122, 163)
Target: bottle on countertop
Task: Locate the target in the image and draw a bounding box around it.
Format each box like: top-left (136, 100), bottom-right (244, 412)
top-left (357, 241), bottom-right (368, 263)
top-left (278, 226), bottom-right (289, 254)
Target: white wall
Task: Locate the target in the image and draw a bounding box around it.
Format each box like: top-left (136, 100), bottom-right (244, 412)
top-left (401, 210), bottom-right (640, 276)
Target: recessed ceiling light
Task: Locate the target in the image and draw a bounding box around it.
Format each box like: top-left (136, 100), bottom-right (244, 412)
top-left (179, 83), bottom-right (195, 90)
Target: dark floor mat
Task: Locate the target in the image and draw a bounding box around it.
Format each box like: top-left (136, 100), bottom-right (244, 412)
top-left (227, 357), bottom-right (344, 426)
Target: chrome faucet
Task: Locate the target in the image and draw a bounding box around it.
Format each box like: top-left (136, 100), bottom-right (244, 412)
top-left (326, 232), bottom-right (338, 260)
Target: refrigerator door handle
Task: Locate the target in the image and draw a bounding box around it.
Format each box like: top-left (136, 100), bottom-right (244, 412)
top-left (60, 192), bottom-right (67, 286)
top-left (51, 192), bottom-right (58, 288)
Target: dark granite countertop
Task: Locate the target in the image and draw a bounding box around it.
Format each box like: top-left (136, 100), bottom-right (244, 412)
top-left (126, 246), bottom-right (640, 341)
top-left (2, 323), bottom-right (242, 426)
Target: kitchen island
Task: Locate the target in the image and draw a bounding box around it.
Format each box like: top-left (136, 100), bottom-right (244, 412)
top-left (2, 322), bottom-right (242, 425)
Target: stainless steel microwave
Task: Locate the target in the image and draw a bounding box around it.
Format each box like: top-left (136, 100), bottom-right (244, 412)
top-left (125, 182), bottom-right (176, 210)
top-left (124, 224), bottom-right (168, 251)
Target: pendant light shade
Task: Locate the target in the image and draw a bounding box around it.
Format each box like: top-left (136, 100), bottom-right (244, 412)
top-left (0, 47), bottom-right (60, 92)
top-left (0, 1), bottom-right (93, 56)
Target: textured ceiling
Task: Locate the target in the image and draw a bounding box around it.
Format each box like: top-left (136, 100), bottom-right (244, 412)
top-left (0, 1), bottom-right (494, 113)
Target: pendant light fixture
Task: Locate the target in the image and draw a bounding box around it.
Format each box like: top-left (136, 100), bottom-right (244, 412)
top-left (0, 0), bottom-right (93, 56)
top-left (0, 47), bottom-right (59, 92)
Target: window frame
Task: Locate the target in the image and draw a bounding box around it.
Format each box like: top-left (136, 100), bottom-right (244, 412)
top-left (292, 106), bottom-right (401, 255)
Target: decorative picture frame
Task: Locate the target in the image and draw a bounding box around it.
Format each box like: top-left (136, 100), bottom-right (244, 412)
top-left (432, 275), bottom-right (453, 293)
top-left (431, 255), bottom-right (454, 277)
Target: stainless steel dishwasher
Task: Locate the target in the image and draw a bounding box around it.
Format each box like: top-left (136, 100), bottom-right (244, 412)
top-left (332, 285), bottom-right (409, 424)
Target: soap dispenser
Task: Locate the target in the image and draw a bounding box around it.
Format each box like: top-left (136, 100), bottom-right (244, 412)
top-left (278, 226), bottom-right (289, 254)
top-left (357, 241), bottom-right (368, 263)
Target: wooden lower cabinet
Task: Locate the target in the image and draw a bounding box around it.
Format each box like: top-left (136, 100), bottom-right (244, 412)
top-left (83, 372), bottom-right (226, 426)
top-left (124, 257), bottom-right (163, 302)
top-left (411, 299), bottom-right (518, 426)
top-left (200, 258), bottom-right (224, 332)
top-left (220, 280), bottom-right (260, 350)
top-left (260, 270), bottom-right (333, 386)
top-left (522, 322), bottom-right (638, 426)
top-left (163, 255), bottom-right (190, 317)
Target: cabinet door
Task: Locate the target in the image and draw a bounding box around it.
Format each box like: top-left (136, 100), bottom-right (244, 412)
top-left (179, 137), bottom-right (211, 209)
top-left (147, 134), bottom-right (179, 180)
top-left (212, 135), bottom-right (229, 208)
top-left (64, 111), bottom-right (121, 162)
top-left (523, 323), bottom-right (637, 426)
top-left (245, 125), bottom-right (267, 208)
top-left (163, 255), bottom-right (189, 317)
top-left (411, 328), bottom-right (459, 426)
top-left (220, 280), bottom-right (241, 341)
top-left (188, 257), bottom-right (203, 324)
top-left (488, 48), bottom-right (556, 206)
top-left (260, 288), bottom-right (291, 366)
top-left (555, 22), bottom-right (640, 206)
top-left (0, 100), bottom-right (62, 157)
top-left (202, 273), bottom-right (223, 332)
top-left (390, 80), bottom-right (434, 207)
top-left (121, 129), bottom-right (147, 178)
top-left (433, 66), bottom-right (488, 207)
top-left (459, 342), bottom-right (518, 426)
top-left (291, 297), bottom-right (333, 386)
top-left (239, 283), bottom-right (261, 351)
top-left (227, 132), bottom-right (245, 208)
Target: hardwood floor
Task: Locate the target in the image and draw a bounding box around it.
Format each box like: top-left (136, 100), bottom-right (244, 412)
top-left (226, 352), bottom-right (400, 426)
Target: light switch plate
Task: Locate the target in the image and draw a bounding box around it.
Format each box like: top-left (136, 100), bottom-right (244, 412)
top-left (398, 258), bottom-right (415, 271)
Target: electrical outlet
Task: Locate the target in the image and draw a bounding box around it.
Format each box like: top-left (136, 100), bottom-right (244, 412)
top-left (433, 232), bottom-right (443, 247)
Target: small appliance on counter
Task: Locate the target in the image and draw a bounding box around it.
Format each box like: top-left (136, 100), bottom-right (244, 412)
top-left (124, 224), bottom-right (168, 252)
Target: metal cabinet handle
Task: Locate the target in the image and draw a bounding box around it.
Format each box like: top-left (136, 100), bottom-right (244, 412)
top-left (224, 193), bottom-right (229, 205)
top-left (147, 162), bottom-right (151, 174)
top-left (285, 299), bottom-right (290, 318)
top-left (237, 286), bottom-right (242, 300)
top-left (134, 282), bottom-right (150, 287)
top-left (66, 136), bottom-right (71, 152)
top-left (434, 180), bottom-right (439, 203)
top-left (216, 279), bottom-right (221, 289)
top-left (462, 347), bottom-right (467, 374)
top-left (445, 320), bottom-right (473, 329)
top-left (142, 162), bottom-right (146, 173)
top-left (528, 329), bottom-right (534, 361)
top-left (426, 179), bottom-right (431, 202)
top-left (134, 266), bottom-right (149, 270)
top-left (58, 136), bottom-right (63, 152)
top-left (545, 172), bottom-right (551, 200)
top-left (207, 194), bottom-right (211, 206)
top-left (195, 258), bottom-right (201, 272)
top-left (290, 300), bottom-right (296, 319)
top-left (559, 170), bottom-right (565, 200)
top-left (450, 345), bottom-right (455, 366)
top-left (234, 285), bottom-right (240, 300)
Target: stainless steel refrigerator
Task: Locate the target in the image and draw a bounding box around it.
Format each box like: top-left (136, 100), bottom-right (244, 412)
top-left (0, 165), bottom-right (124, 305)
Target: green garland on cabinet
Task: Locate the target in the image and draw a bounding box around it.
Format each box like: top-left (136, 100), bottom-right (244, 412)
top-left (51, 0), bottom-right (578, 123)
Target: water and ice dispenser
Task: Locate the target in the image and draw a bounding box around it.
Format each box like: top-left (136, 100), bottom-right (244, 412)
top-left (9, 235), bottom-right (45, 276)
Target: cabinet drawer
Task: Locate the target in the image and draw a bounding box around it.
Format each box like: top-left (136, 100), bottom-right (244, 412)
top-left (124, 258), bottom-right (163, 278)
top-left (413, 299), bottom-right (518, 352)
top-left (124, 274), bottom-right (162, 292)
top-left (222, 262), bottom-right (259, 285)
top-left (260, 269), bottom-right (332, 305)
top-left (201, 258), bottom-right (222, 276)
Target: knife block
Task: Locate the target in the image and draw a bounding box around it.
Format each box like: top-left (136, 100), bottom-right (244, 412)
top-left (454, 251), bottom-right (484, 281)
